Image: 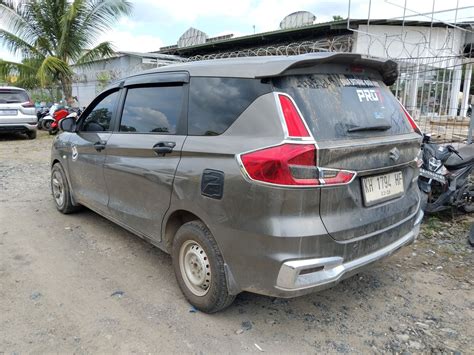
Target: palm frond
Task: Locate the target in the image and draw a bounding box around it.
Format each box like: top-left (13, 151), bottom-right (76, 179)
top-left (37, 56), bottom-right (72, 87)
top-left (0, 1), bottom-right (44, 47)
top-left (0, 29), bottom-right (42, 57)
top-left (80, 0), bottom-right (132, 44)
top-left (75, 41), bottom-right (115, 66)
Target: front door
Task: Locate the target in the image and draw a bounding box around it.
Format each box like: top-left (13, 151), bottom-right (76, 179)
top-left (68, 89), bottom-right (121, 213)
top-left (104, 83), bottom-right (187, 241)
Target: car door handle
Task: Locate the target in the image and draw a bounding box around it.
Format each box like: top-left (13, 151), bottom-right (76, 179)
top-left (94, 140), bottom-right (107, 152)
top-left (152, 141), bottom-right (176, 155)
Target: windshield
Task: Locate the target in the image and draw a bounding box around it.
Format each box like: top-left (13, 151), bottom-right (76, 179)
top-left (0, 89), bottom-right (29, 104)
top-left (273, 73), bottom-right (411, 141)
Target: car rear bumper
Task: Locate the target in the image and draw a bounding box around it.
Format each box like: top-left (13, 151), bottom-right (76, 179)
top-left (215, 207), bottom-right (423, 298)
top-left (274, 210), bottom-right (423, 295)
top-left (0, 123), bottom-right (37, 132)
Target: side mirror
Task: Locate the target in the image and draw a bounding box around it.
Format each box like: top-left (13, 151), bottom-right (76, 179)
top-left (60, 116), bottom-right (76, 132)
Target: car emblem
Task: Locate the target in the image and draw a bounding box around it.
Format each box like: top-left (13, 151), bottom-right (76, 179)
top-left (71, 145), bottom-right (78, 161)
top-left (389, 147), bottom-right (400, 162)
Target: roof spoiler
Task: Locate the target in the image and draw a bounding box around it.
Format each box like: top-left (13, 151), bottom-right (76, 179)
top-left (256, 53), bottom-right (398, 86)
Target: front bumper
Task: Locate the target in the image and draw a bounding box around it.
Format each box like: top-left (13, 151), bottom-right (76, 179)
top-left (275, 210), bottom-right (423, 295)
top-left (0, 123), bottom-right (37, 132)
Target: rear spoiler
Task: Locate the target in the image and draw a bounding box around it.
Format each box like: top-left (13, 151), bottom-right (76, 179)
top-left (255, 53), bottom-right (398, 86)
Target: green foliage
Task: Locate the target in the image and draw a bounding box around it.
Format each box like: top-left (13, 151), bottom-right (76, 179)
top-left (332, 15), bottom-right (344, 21)
top-left (0, 0), bottom-right (132, 99)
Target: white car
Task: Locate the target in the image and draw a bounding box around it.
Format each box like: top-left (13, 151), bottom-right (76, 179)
top-left (0, 86), bottom-right (37, 139)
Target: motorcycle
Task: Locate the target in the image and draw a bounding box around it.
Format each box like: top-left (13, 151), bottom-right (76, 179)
top-left (418, 134), bottom-right (474, 213)
top-left (36, 107), bottom-right (50, 130)
top-left (43, 108), bottom-right (82, 135)
top-left (41, 104), bottom-right (63, 131)
top-left (47, 108), bottom-right (71, 135)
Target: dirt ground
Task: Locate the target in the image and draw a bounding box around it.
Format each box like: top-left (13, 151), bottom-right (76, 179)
top-left (1, 131), bottom-right (473, 354)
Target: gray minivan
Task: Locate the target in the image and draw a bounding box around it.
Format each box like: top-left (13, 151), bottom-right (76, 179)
top-left (51, 53), bottom-right (423, 313)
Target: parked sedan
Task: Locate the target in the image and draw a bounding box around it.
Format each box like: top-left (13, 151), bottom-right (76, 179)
top-left (0, 86), bottom-right (37, 139)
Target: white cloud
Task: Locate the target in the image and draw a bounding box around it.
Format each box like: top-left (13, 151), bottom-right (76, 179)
top-left (98, 30), bottom-right (164, 53)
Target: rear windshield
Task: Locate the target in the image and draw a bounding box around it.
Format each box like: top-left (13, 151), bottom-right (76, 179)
top-left (272, 74), bottom-right (411, 141)
top-left (0, 89), bottom-right (29, 104)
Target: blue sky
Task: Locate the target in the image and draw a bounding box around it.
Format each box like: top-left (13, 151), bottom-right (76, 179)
top-left (1, 0), bottom-right (473, 61)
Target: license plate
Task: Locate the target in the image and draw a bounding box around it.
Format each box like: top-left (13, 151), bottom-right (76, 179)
top-left (362, 171), bottom-right (404, 205)
top-left (420, 168), bottom-right (446, 184)
top-left (0, 109), bottom-right (17, 116)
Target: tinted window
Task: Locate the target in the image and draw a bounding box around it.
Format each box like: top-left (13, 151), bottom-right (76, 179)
top-left (273, 73), bottom-right (412, 141)
top-left (0, 89), bottom-right (29, 103)
top-left (120, 86), bottom-right (183, 134)
top-left (188, 77), bottom-right (271, 136)
top-left (82, 90), bottom-right (119, 132)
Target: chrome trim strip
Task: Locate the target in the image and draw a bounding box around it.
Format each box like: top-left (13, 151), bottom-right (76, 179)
top-left (276, 226), bottom-right (417, 291)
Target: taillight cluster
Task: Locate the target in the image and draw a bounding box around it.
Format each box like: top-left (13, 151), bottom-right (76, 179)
top-left (21, 101), bottom-right (35, 108)
top-left (241, 143), bottom-right (318, 186)
top-left (400, 103), bottom-right (421, 135)
top-left (238, 93), bottom-right (356, 187)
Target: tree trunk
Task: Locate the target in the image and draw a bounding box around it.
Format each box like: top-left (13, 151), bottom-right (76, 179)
top-left (59, 76), bottom-right (73, 105)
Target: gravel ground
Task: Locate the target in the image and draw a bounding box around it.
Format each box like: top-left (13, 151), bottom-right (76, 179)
top-left (0, 131), bottom-right (473, 354)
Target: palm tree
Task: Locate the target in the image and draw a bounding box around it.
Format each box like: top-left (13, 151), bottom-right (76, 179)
top-left (0, 0), bottom-right (132, 102)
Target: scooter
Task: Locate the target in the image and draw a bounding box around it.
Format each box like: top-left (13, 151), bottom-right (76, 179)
top-left (418, 134), bottom-right (474, 213)
top-left (36, 107), bottom-right (50, 130)
top-left (47, 108), bottom-right (71, 135)
top-left (48, 108), bottom-right (82, 135)
top-left (41, 104), bottom-right (62, 131)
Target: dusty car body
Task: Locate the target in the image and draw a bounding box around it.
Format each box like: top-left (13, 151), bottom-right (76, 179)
top-left (0, 86), bottom-right (37, 139)
top-left (50, 53), bottom-right (423, 312)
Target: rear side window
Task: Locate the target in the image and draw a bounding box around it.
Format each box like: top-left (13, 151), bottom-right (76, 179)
top-left (0, 89), bottom-right (29, 103)
top-left (188, 77), bottom-right (271, 136)
top-left (120, 86), bottom-right (183, 134)
top-left (273, 74), bottom-right (411, 141)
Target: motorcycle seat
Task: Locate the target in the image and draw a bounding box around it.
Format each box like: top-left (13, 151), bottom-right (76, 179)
top-left (445, 145), bottom-right (474, 169)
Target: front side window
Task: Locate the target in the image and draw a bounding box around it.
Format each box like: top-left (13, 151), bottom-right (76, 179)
top-left (119, 86), bottom-right (184, 134)
top-left (82, 90), bottom-right (119, 132)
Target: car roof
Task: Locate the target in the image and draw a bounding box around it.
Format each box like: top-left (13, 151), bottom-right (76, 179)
top-left (126, 52), bottom-right (395, 79)
top-left (0, 86), bottom-right (27, 91)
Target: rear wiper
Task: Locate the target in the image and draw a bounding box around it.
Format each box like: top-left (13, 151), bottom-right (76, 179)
top-left (347, 124), bottom-right (391, 132)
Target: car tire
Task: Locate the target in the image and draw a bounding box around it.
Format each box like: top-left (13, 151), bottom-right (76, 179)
top-left (51, 163), bottom-right (80, 214)
top-left (172, 220), bottom-right (236, 313)
top-left (26, 130), bottom-right (37, 139)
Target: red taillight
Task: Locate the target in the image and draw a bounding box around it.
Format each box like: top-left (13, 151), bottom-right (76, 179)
top-left (240, 143), bottom-right (355, 186)
top-left (278, 95), bottom-right (310, 137)
top-left (21, 101), bottom-right (34, 108)
top-left (400, 103), bottom-right (421, 135)
top-left (241, 143), bottom-right (319, 185)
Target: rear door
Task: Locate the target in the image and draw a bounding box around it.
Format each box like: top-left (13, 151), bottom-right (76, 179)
top-left (273, 66), bottom-right (421, 241)
top-left (104, 74), bottom-right (188, 241)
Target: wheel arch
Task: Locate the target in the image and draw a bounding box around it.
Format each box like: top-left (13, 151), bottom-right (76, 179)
top-left (162, 209), bottom-right (204, 252)
top-left (163, 208), bottom-right (241, 296)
